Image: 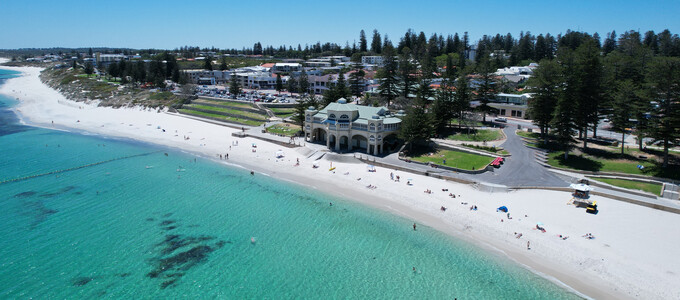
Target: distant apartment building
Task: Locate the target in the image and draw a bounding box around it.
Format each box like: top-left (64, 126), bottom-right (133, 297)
top-left (95, 53), bottom-right (126, 67)
top-left (233, 71), bottom-right (284, 89)
top-left (272, 63), bottom-right (302, 73)
top-left (495, 65), bottom-right (536, 85)
top-left (185, 70), bottom-right (230, 84)
top-left (361, 56), bottom-right (384, 66)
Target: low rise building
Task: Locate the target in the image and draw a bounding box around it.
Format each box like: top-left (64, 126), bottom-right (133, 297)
top-left (304, 98), bottom-right (403, 155)
top-left (272, 63), bottom-right (302, 73)
top-left (95, 53), bottom-right (126, 67)
top-left (361, 56), bottom-right (384, 67)
top-left (488, 93), bottom-right (532, 119)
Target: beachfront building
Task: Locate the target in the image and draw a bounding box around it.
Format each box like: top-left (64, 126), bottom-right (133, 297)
top-left (304, 99), bottom-right (403, 155)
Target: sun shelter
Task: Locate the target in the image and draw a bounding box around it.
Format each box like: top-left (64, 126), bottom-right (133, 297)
top-left (275, 150), bottom-right (284, 158)
top-left (367, 165), bottom-right (376, 172)
top-left (569, 183), bottom-right (594, 206)
top-left (497, 206), bottom-right (508, 213)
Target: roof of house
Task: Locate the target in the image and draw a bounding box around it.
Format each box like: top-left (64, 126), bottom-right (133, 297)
top-left (312, 99), bottom-right (402, 125)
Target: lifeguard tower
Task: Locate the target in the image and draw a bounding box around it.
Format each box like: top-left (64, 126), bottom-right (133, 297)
top-left (568, 183), bottom-right (598, 214)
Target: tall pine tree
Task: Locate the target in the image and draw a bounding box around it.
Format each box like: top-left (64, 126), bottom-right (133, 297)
top-left (527, 59), bottom-right (562, 143)
top-left (377, 43), bottom-right (399, 106)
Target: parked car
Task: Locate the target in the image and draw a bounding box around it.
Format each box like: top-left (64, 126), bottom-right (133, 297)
top-left (494, 117), bottom-right (508, 123)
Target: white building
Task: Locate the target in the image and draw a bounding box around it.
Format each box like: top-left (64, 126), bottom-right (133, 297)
top-left (232, 71), bottom-right (283, 89)
top-left (95, 53), bottom-right (126, 67)
top-left (304, 98), bottom-right (403, 155)
top-left (272, 63), bottom-right (302, 73)
top-left (488, 93), bottom-right (532, 119)
top-left (361, 56), bottom-right (384, 66)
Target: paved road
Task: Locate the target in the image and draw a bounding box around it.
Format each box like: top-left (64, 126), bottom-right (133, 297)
top-left (474, 126), bottom-right (568, 187)
top-left (374, 125), bottom-right (569, 187)
top-left (506, 117), bottom-right (642, 146)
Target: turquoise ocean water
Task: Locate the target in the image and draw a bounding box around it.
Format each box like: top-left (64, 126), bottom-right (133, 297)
top-left (0, 68), bottom-right (580, 299)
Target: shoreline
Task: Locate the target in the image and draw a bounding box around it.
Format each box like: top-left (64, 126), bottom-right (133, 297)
top-left (1, 62), bottom-right (679, 299)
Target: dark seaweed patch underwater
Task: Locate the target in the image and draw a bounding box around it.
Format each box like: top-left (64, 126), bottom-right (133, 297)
top-left (146, 215), bottom-right (226, 289)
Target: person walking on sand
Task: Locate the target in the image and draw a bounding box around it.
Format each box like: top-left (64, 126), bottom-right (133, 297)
top-left (527, 241), bottom-right (530, 250)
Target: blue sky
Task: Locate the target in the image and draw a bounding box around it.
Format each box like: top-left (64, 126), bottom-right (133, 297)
top-left (1, 0), bottom-right (678, 49)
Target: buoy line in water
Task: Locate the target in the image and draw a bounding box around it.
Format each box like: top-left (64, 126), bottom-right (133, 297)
top-left (0, 151), bottom-right (161, 185)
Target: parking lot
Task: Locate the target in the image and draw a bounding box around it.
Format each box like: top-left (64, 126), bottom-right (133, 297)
top-left (195, 86), bottom-right (300, 104)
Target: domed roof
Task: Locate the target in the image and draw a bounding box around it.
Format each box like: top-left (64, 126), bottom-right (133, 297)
top-left (337, 98), bottom-right (347, 104)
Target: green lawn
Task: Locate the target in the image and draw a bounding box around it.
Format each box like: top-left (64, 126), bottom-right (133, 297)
top-left (516, 130), bottom-right (541, 139)
top-left (447, 129), bottom-right (502, 142)
top-left (149, 91), bottom-right (177, 100)
top-left (460, 143), bottom-right (509, 155)
top-left (189, 104), bottom-right (267, 121)
top-left (595, 178), bottom-right (663, 195)
top-left (450, 118), bottom-right (484, 127)
top-left (195, 98), bottom-right (254, 109)
top-left (178, 109), bottom-right (264, 126)
top-left (269, 107), bottom-right (296, 118)
top-left (266, 123), bottom-right (301, 136)
top-left (547, 151), bottom-right (680, 180)
top-left (410, 149), bottom-right (495, 171)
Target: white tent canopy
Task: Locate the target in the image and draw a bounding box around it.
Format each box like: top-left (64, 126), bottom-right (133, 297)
top-left (570, 183), bottom-right (594, 192)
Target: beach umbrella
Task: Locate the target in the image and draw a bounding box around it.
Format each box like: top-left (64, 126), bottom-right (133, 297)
top-left (536, 222), bottom-right (544, 226)
top-left (312, 161), bottom-right (320, 168)
top-left (275, 150), bottom-right (284, 158)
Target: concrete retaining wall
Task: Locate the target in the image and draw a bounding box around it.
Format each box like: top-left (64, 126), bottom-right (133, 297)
top-left (356, 157), bottom-right (476, 185)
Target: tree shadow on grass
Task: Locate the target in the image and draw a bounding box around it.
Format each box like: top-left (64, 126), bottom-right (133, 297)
top-left (555, 154), bottom-right (604, 172)
top-left (403, 144), bottom-right (436, 158)
top-left (583, 147), bottom-right (638, 160)
top-left (643, 163), bottom-right (680, 180)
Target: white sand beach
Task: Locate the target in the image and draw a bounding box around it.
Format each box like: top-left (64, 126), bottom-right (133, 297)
top-left (2, 62), bottom-right (679, 299)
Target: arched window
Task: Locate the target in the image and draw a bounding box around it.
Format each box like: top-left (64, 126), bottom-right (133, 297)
top-left (378, 123), bottom-right (383, 130)
top-left (329, 114), bottom-right (336, 119)
top-left (340, 114), bottom-right (349, 120)
top-left (369, 123), bottom-right (376, 131)
top-left (369, 135), bottom-right (375, 141)
top-left (306, 115), bottom-right (311, 121)
top-left (378, 135), bottom-right (382, 141)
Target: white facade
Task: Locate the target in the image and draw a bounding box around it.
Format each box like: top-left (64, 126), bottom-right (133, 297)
top-left (304, 99), bottom-right (403, 155)
top-left (489, 93), bottom-right (532, 119)
top-left (272, 63), bottom-right (302, 73)
top-left (361, 56), bottom-right (384, 66)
